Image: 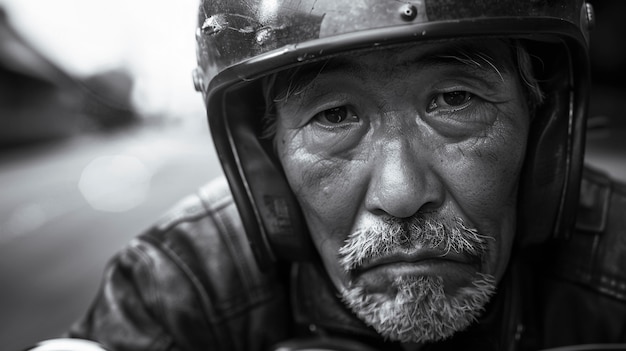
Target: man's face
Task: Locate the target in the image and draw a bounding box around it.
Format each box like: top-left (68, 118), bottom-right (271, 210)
top-left (273, 39), bottom-right (530, 343)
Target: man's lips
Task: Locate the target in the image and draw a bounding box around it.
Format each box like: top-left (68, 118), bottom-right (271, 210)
top-left (354, 249), bottom-right (477, 273)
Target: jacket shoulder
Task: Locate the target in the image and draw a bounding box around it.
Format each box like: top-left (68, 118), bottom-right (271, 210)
top-left (73, 177), bottom-right (289, 351)
top-left (536, 166), bottom-right (626, 346)
top-left (556, 166), bottom-right (626, 301)
top-left (141, 176), bottom-right (284, 316)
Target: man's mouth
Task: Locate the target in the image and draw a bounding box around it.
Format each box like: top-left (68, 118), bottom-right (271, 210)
top-left (347, 249), bottom-right (483, 293)
top-left (355, 248), bottom-right (478, 273)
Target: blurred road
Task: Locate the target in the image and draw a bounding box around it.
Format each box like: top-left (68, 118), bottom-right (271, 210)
top-left (0, 121), bottom-right (222, 351)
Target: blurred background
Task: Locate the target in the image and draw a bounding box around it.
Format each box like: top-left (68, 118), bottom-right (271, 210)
top-left (0, 0), bottom-right (222, 349)
top-left (0, 1), bottom-right (624, 350)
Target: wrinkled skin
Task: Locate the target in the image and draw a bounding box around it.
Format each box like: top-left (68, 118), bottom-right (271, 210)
top-left (274, 39), bottom-right (531, 339)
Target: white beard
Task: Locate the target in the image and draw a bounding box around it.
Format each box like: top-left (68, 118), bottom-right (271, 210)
top-left (341, 273), bottom-right (496, 343)
top-left (337, 216), bottom-right (497, 343)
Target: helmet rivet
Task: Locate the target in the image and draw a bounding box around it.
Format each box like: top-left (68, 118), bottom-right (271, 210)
top-left (585, 2), bottom-right (595, 30)
top-left (400, 4), bottom-right (418, 21)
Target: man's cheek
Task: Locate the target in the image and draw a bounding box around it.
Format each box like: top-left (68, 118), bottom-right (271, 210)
top-left (285, 156), bottom-right (358, 224)
top-left (306, 171), bottom-right (354, 222)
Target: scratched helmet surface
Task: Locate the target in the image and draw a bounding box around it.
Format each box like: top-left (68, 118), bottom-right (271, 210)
top-left (194, 0), bottom-right (594, 270)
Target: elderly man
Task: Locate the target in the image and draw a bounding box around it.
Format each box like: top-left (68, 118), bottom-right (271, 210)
top-left (63, 1), bottom-right (626, 350)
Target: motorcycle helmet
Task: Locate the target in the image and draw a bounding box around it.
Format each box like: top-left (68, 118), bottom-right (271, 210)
top-left (193, 0), bottom-right (593, 270)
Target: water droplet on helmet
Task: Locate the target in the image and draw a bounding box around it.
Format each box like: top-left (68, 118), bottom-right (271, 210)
top-left (255, 27), bottom-right (274, 45)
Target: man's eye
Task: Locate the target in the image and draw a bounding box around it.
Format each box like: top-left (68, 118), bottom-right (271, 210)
top-left (428, 91), bottom-right (474, 112)
top-left (313, 106), bottom-right (359, 125)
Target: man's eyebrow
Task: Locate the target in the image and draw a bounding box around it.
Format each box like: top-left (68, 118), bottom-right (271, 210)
top-left (278, 42), bottom-right (511, 96)
top-left (339, 44), bottom-right (509, 76)
top-left (416, 45), bottom-right (510, 81)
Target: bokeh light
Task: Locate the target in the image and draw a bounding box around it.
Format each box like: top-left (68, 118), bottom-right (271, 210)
top-left (78, 155), bottom-right (152, 212)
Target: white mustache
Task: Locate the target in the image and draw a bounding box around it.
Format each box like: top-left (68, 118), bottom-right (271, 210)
top-left (338, 216), bottom-right (491, 272)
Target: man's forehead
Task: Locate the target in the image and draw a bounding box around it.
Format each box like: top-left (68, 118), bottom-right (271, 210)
top-left (278, 38), bottom-right (513, 87)
top-left (349, 39), bottom-right (510, 67)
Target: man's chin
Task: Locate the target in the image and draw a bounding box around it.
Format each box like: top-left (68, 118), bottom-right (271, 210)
top-left (348, 260), bottom-right (481, 295)
top-left (341, 273), bottom-right (497, 344)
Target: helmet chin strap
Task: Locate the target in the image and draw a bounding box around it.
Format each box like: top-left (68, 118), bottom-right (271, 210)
top-left (214, 84), bottom-right (317, 269)
top-left (516, 38), bottom-right (589, 247)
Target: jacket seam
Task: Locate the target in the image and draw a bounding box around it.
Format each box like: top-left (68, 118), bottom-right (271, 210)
top-left (140, 234), bottom-right (235, 350)
top-left (150, 206), bottom-right (277, 314)
top-left (124, 243), bottom-right (177, 351)
top-left (205, 202), bottom-right (260, 304)
top-left (196, 185), bottom-right (277, 309)
top-left (598, 274), bottom-right (626, 301)
top-left (553, 268), bottom-right (626, 302)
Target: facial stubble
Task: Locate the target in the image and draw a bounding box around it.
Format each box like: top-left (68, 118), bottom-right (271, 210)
top-left (338, 216), bottom-right (497, 343)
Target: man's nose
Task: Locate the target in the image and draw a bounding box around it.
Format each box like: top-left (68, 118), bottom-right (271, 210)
top-left (364, 138), bottom-right (444, 218)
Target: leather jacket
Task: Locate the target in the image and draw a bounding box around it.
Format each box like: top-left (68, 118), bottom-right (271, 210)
top-left (68, 166), bottom-right (626, 351)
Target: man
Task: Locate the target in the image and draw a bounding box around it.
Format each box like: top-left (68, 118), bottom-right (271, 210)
top-left (66, 0), bottom-right (626, 350)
